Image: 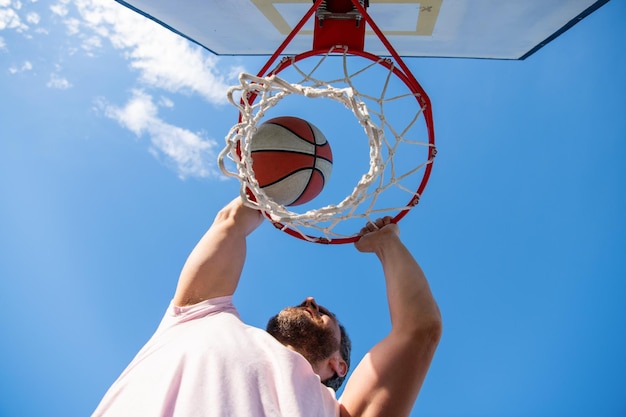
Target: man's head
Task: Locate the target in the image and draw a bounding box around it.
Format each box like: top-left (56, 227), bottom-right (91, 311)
top-left (266, 297), bottom-right (351, 391)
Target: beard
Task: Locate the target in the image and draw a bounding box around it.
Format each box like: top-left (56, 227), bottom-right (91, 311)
top-left (266, 307), bottom-right (339, 365)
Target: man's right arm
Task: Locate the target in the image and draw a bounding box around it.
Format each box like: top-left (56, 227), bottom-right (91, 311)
top-left (339, 217), bottom-right (442, 417)
top-left (172, 197), bottom-right (263, 307)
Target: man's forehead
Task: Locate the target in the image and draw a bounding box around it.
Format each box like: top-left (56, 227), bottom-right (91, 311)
top-left (322, 309), bottom-right (342, 343)
top-left (318, 304), bottom-right (335, 318)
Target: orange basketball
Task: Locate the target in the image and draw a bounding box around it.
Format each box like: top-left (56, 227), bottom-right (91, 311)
top-left (250, 116), bottom-right (333, 206)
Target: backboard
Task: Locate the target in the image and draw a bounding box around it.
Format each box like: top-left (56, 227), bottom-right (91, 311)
top-left (115, 0), bottom-right (609, 59)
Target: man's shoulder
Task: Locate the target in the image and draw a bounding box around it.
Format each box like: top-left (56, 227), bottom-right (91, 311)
top-left (154, 295), bottom-right (240, 332)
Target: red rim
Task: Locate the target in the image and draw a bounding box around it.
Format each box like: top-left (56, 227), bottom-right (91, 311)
top-left (237, 0), bottom-right (436, 244)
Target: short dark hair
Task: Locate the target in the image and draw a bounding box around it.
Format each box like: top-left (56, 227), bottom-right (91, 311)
top-left (322, 322), bottom-right (351, 391)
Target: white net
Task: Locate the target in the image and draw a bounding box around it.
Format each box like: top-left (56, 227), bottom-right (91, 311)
top-left (218, 47), bottom-right (436, 243)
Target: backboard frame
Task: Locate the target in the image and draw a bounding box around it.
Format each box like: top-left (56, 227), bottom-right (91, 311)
top-left (115, 0), bottom-right (611, 60)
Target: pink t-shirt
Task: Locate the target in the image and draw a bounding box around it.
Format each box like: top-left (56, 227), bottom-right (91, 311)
top-left (93, 296), bottom-right (339, 417)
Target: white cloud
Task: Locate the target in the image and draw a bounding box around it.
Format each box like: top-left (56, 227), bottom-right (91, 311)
top-left (47, 72), bottom-right (72, 88)
top-left (50, 2), bottom-right (68, 17)
top-left (68, 0), bottom-right (242, 105)
top-left (0, 5), bottom-right (28, 31)
top-left (30, 0), bottom-right (243, 179)
top-left (158, 96), bottom-right (174, 108)
top-left (81, 34), bottom-right (100, 53)
top-left (98, 90), bottom-right (219, 179)
top-left (0, 0), bottom-right (41, 35)
top-left (8, 60), bottom-right (32, 73)
top-left (63, 16), bottom-right (79, 35)
top-left (1, 0), bottom-right (236, 181)
top-left (25, 11), bottom-right (38, 24)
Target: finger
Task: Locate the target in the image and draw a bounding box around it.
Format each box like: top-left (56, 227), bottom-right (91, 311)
top-left (359, 222), bottom-right (375, 234)
top-left (361, 216), bottom-right (394, 235)
top-left (371, 217), bottom-right (391, 229)
top-left (358, 224), bottom-right (374, 237)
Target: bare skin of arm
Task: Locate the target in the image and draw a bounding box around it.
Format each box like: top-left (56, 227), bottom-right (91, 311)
top-left (339, 217), bottom-right (442, 417)
top-left (172, 197), bottom-right (263, 307)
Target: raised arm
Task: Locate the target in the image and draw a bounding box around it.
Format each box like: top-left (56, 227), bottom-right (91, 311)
top-left (339, 217), bottom-right (442, 417)
top-left (172, 197), bottom-right (263, 306)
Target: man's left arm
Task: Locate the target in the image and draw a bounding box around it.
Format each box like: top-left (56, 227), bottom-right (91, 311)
top-left (339, 218), bottom-right (442, 417)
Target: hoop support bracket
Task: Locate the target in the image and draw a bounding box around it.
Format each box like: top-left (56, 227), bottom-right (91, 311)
top-left (313, 0), bottom-right (368, 51)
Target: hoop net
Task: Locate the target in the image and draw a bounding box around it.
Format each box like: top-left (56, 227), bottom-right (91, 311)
top-left (218, 46), bottom-right (436, 244)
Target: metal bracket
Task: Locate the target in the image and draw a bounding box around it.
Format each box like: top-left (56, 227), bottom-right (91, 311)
top-left (315, 0), bottom-right (369, 28)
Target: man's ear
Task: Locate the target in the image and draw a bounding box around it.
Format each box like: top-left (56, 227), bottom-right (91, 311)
top-left (330, 355), bottom-right (348, 378)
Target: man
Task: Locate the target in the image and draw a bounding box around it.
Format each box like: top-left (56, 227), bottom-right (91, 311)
top-left (93, 197), bottom-right (442, 417)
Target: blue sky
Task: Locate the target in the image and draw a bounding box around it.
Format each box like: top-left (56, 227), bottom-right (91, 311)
top-left (1, 1), bottom-right (624, 416)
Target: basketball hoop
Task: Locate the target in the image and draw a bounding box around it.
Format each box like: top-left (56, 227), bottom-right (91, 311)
top-left (218, 0), bottom-right (436, 244)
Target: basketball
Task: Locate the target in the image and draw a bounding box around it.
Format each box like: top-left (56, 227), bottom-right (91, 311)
top-left (250, 116), bottom-right (333, 206)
